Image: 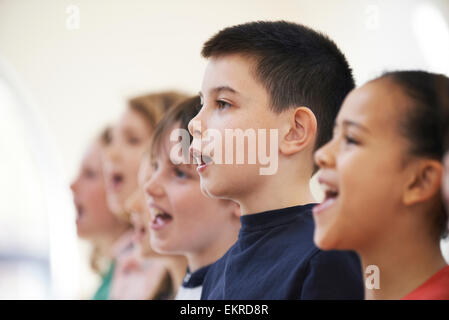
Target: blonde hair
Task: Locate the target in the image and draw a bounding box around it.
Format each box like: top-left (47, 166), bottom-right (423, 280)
top-left (128, 91), bottom-right (189, 131)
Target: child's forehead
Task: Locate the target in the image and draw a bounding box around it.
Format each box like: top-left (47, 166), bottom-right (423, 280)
top-left (202, 55), bottom-right (262, 93)
top-left (338, 80), bottom-right (408, 132)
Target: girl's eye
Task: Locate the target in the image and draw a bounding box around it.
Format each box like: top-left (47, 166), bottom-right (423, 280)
top-left (344, 135), bottom-right (359, 145)
top-left (127, 136), bottom-right (141, 145)
top-left (217, 100), bottom-right (231, 110)
top-left (174, 167), bottom-right (189, 179)
top-left (84, 169), bottom-right (97, 179)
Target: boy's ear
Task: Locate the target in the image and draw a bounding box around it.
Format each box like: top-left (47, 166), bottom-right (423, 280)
top-left (279, 107), bottom-right (317, 156)
top-left (403, 159), bottom-right (443, 206)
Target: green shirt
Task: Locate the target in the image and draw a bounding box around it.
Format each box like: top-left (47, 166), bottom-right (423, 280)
top-left (92, 262), bottom-right (115, 300)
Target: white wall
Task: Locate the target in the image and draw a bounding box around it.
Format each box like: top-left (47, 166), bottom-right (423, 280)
top-left (1, 0), bottom-right (448, 182)
top-left (0, 0), bottom-right (448, 297)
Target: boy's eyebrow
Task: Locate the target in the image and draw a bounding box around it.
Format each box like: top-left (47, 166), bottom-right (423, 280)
top-left (342, 119), bottom-right (370, 133)
top-left (199, 86), bottom-right (240, 97)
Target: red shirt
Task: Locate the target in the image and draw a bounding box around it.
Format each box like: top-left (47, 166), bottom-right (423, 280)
top-left (402, 265), bottom-right (449, 300)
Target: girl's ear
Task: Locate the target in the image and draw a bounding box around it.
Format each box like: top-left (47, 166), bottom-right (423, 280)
top-left (403, 159), bottom-right (443, 206)
top-left (279, 107), bottom-right (317, 156)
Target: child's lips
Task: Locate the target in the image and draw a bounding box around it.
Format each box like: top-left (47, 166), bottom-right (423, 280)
top-left (74, 202), bottom-right (84, 221)
top-left (314, 176), bottom-right (339, 215)
top-left (190, 147), bottom-right (214, 173)
top-left (313, 195), bottom-right (338, 215)
top-left (150, 214), bottom-right (173, 231)
top-left (148, 204), bottom-right (173, 231)
top-left (197, 162), bottom-right (209, 173)
top-left (108, 171), bottom-right (125, 192)
top-left (196, 155), bottom-right (214, 173)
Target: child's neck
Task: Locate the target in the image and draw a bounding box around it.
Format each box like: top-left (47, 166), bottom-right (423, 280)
top-left (160, 255), bottom-right (188, 290)
top-left (95, 224), bottom-right (130, 259)
top-left (239, 175), bottom-right (315, 215)
top-left (360, 229), bottom-right (446, 300)
top-left (186, 220), bottom-right (240, 272)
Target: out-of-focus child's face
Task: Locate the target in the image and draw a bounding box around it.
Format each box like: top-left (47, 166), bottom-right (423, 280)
top-left (104, 109), bottom-right (152, 219)
top-left (189, 54), bottom-right (281, 201)
top-left (125, 155), bottom-right (156, 257)
top-left (145, 124), bottom-right (237, 255)
top-left (313, 79), bottom-right (412, 251)
top-left (71, 142), bottom-right (119, 239)
top-left (443, 152), bottom-right (449, 210)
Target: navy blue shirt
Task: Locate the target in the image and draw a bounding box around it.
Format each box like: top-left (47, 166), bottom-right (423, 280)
top-left (201, 204), bottom-right (364, 299)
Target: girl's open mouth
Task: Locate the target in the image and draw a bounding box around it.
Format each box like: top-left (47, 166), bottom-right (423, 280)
top-left (109, 171), bottom-right (125, 191)
top-left (313, 183), bottom-right (339, 215)
top-left (150, 207), bottom-right (173, 231)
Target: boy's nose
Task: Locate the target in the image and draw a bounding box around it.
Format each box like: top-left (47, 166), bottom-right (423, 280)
top-left (188, 118), bottom-right (202, 138)
top-left (188, 101), bottom-right (208, 138)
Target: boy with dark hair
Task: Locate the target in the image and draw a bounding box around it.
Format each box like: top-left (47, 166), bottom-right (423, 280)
top-left (188, 21), bottom-right (364, 299)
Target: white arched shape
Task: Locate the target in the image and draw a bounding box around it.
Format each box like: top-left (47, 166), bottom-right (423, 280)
top-left (0, 55), bottom-right (81, 299)
top-left (412, 2), bottom-right (449, 76)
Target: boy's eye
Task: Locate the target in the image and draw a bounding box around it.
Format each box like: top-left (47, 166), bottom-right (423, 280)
top-left (217, 100), bottom-right (231, 110)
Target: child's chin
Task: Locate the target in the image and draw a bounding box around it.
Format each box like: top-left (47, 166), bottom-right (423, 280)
top-left (200, 178), bottom-right (225, 199)
top-left (151, 242), bottom-right (172, 255)
top-left (314, 231), bottom-right (336, 251)
top-left (149, 237), bottom-right (169, 254)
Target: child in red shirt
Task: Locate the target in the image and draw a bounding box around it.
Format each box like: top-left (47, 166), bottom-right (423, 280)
top-left (313, 71), bottom-right (449, 300)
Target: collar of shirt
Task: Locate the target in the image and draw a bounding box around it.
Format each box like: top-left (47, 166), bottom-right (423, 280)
top-left (182, 264), bottom-right (211, 288)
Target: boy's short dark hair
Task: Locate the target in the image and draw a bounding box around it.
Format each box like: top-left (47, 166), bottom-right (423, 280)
top-left (202, 20), bottom-right (355, 153)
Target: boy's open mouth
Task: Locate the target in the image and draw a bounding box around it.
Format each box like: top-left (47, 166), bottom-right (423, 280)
top-left (199, 154), bottom-right (214, 165)
top-left (191, 148), bottom-right (214, 172)
top-left (149, 206), bottom-right (173, 231)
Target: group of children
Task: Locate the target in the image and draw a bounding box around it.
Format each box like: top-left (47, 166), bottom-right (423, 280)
top-left (71, 20), bottom-right (449, 300)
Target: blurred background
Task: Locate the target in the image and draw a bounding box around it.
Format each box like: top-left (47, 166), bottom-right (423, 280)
top-left (0, 0), bottom-right (448, 299)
